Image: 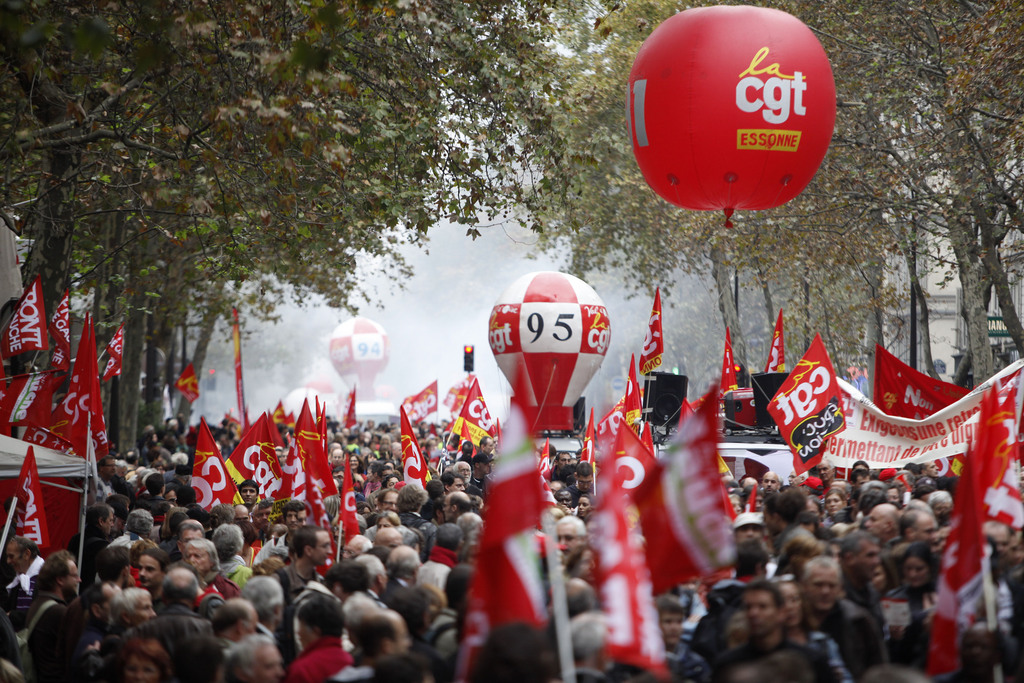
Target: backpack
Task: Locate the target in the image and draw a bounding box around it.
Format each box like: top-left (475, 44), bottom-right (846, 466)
top-left (16, 598), bottom-right (57, 683)
top-left (690, 584), bottom-right (744, 663)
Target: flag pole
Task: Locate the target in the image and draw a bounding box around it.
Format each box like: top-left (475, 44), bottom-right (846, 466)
top-left (77, 412), bottom-right (94, 572)
top-left (541, 509), bottom-right (575, 683)
top-left (0, 494), bottom-right (18, 557)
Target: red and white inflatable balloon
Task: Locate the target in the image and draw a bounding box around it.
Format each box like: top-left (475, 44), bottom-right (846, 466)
top-left (329, 317), bottom-right (390, 399)
top-left (489, 272), bottom-right (610, 431)
top-left (627, 6), bottom-right (836, 221)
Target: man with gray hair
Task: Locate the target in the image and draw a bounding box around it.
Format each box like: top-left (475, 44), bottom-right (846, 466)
top-left (418, 523), bottom-right (462, 591)
top-left (127, 566), bottom-right (212, 656)
top-left (556, 515), bottom-right (587, 554)
top-left (802, 554), bottom-right (886, 679)
top-left (384, 546), bottom-right (421, 601)
top-left (109, 586), bottom-right (156, 630)
top-left (571, 611), bottom-right (609, 681)
top-left (111, 509), bottom-right (154, 548)
top-left (242, 575), bottom-right (285, 640)
top-left (226, 633), bottom-right (284, 683)
top-left (355, 554), bottom-right (388, 608)
top-left (185, 537), bottom-right (241, 604)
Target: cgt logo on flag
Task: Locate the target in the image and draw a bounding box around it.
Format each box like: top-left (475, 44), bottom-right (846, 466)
top-left (768, 334), bottom-right (846, 475)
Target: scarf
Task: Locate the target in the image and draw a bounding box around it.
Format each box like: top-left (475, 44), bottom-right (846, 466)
top-left (428, 545), bottom-right (458, 568)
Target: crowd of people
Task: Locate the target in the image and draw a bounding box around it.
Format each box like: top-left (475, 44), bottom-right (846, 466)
top-left (0, 415), bottom-right (1017, 683)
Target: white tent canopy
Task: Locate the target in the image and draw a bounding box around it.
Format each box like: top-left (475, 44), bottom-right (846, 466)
top-left (0, 433), bottom-right (90, 480)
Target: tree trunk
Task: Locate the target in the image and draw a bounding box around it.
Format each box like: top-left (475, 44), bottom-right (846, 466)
top-left (912, 278), bottom-right (938, 379)
top-left (953, 238), bottom-right (993, 385)
top-left (23, 149), bottom-right (76, 327)
top-left (861, 259), bottom-right (884, 400)
top-left (983, 243), bottom-right (1024, 358)
top-left (710, 242), bottom-right (748, 369)
top-left (118, 288), bottom-right (148, 453)
top-left (177, 311), bottom-right (217, 423)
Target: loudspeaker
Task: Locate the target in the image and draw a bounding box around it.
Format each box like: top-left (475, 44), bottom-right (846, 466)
top-left (573, 397), bottom-right (586, 434)
top-left (752, 372), bottom-right (789, 428)
top-left (644, 372), bottom-right (688, 428)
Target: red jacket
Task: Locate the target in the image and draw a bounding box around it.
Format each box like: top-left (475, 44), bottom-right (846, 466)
top-left (285, 635), bottom-right (353, 683)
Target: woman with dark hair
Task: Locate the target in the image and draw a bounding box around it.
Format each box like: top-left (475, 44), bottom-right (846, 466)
top-left (885, 541), bottom-right (936, 666)
top-left (118, 638), bottom-right (172, 683)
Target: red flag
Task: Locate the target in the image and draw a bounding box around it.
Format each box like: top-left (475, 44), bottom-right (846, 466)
top-left (443, 374), bottom-right (476, 414)
top-left (638, 288), bottom-right (664, 375)
top-left (538, 438), bottom-right (552, 480)
top-left (193, 418), bottom-right (241, 509)
top-left (226, 414), bottom-right (283, 501)
top-left (451, 378), bottom-right (495, 447)
top-left (596, 396), bottom-right (627, 455)
top-left (927, 424), bottom-right (988, 676)
top-left (294, 400), bottom-right (338, 498)
top-left (400, 406), bottom-right (429, 488)
top-left (612, 419), bottom-right (658, 493)
top-left (581, 408), bottom-right (596, 466)
top-left (592, 435), bottom-right (666, 673)
top-left (766, 334), bottom-right (846, 476)
top-left (272, 401), bottom-right (288, 426)
top-left (1, 276), bottom-right (48, 358)
top-left (624, 355), bottom-right (642, 433)
top-left (0, 371), bottom-right (60, 429)
top-left (634, 393), bottom-right (736, 594)
top-left (975, 381), bottom-right (1024, 530)
top-left (873, 344), bottom-right (969, 419)
top-left (456, 365), bottom-right (547, 680)
top-left (48, 290), bottom-right (70, 371)
top-left (744, 483), bottom-right (758, 514)
top-left (344, 387), bottom-right (357, 429)
top-left (51, 314), bottom-right (109, 458)
top-left (20, 423), bottom-right (73, 453)
top-left (174, 363), bottom-right (200, 403)
top-left (14, 446), bottom-right (49, 549)
top-left (641, 421), bottom-right (655, 454)
top-left (101, 323), bottom-right (124, 382)
top-left (231, 308), bottom-right (248, 431)
top-left (402, 381), bottom-right (439, 423)
top-left (764, 309), bottom-right (786, 373)
top-left (720, 327), bottom-right (738, 395)
top-left (340, 452), bottom-right (360, 541)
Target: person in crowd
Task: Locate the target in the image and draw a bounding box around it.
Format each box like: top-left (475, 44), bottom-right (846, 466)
top-left (885, 542), bottom-right (937, 667)
top-left (27, 550), bottom-right (80, 683)
top-left (3, 535), bottom-right (42, 627)
top-left (226, 633), bottom-right (286, 683)
top-left (286, 595), bottom-right (353, 683)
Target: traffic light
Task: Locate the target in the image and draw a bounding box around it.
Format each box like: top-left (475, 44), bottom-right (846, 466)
top-left (464, 345), bottom-right (475, 372)
top-left (733, 362), bottom-right (749, 388)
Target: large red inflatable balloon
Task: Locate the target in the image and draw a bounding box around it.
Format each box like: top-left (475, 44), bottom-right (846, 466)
top-left (627, 6), bottom-right (836, 219)
top-left (489, 272), bottom-right (610, 431)
top-left (329, 317), bottom-right (390, 400)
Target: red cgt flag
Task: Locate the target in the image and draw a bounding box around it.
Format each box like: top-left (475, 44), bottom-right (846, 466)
top-left (15, 446), bottom-right (49, 549)
top-left (456, 365), bottom-right (547, 680)
top-left (624, 355), bottom-right (642, 433)
top-left (634, 392), bottom-right (736, 595)
top-left (451, 378), bottom-right (496, 447)
top-left (400, 405), bottom-right (430, 488)
top-left (402, 380), bottom-right (438, 423)
top-left (538, 437), bottom-right (552, 480)
top-left (226, 413), bottom-right (283, 501)
top-left (592, 428), bottom-right (666, 674)
top-left (1, 276), bottom-right (48, 358)
top-left (344, 387), bottom-right (357, 429)
top-left (101, 323), bottom-right (124, 382)
top-left (51, 313), bottom-right (109, 459)
top-left (339, 452), bottom-right (360, 542)
top-left (174, 363), bottom-right (200, 403)
top-left (48, 290), bottom-right (70, 371)
top-left (293, 399), bottom-right (338, 498)
top-left (873, 344), bottom-right (969, 419)
top-left (581, 407), bottom-right (596, 466)
top-left (766, 334), bottom-right (846, 476)
top-left (720, 327), bottom-right (738, 395)
top-left (612, 418), bottom-right (658, 494)
top-left (21, 423), bottom-right (73, 453)
top-left (927, 415), bottom-right (989, 677)
top-left (764, 309), bottom-right (786, 373)
top-left (443, 374), bottom-right (476, 415)
top-left (193, 418), bottom-right (241, 509)
top-left (975, 380), bottom-right (1024, 530)
top-left (638, 287), bottom-right (664, 375)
